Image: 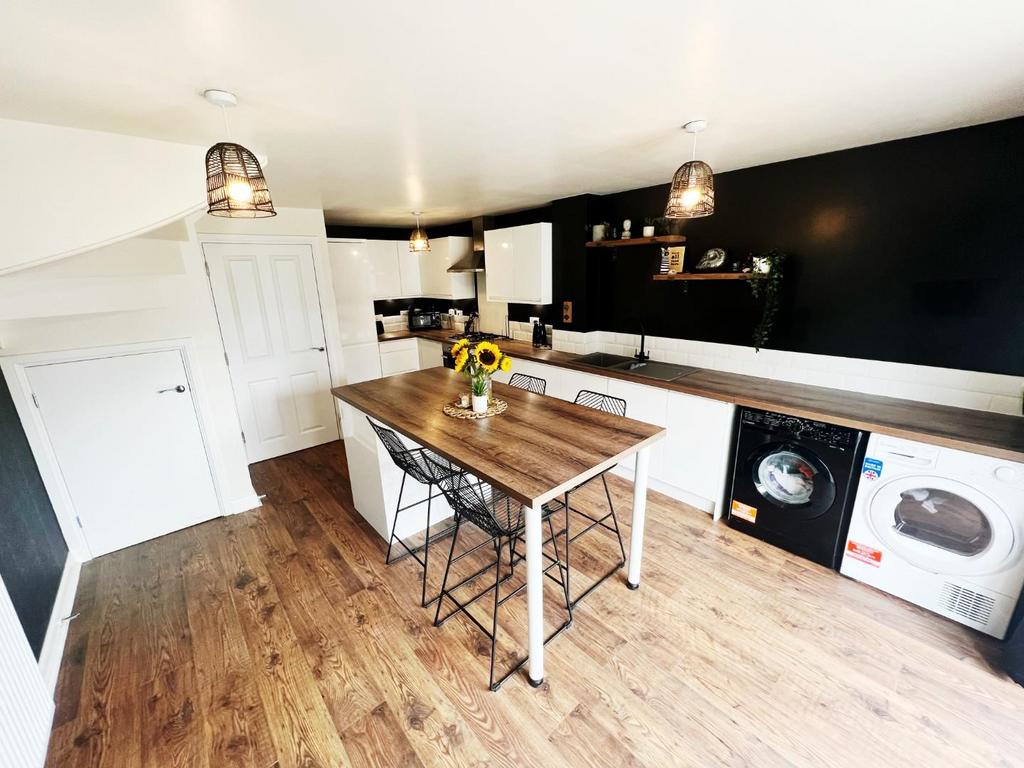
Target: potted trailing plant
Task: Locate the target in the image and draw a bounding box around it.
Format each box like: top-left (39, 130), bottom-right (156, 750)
top-left (748, 249), bottom-right (786, 351)
top-left (451, 338), bottom-right (512, 413)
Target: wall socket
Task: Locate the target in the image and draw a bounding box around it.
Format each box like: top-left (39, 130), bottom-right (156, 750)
top-left (529, 316), bottom-right (540, 325)
top-left (562, 301), bottom-right (573, 323)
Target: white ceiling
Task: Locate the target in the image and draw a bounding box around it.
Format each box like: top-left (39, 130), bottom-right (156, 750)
top-left (2, 1), bottom-right (1022, 226)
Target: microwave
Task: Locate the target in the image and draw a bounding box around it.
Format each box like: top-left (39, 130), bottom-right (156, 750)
top-left (408, 311), bottom-right (441, 330)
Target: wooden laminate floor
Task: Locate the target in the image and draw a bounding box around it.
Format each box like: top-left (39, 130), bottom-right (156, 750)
top-left (47, 441), bottom-right (1024, 768)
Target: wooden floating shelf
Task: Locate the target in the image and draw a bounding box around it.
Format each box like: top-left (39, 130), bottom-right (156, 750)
top-left (652, 272), bottom-right (757, 281)
top-left (585, 235), bottom-right (686, 248)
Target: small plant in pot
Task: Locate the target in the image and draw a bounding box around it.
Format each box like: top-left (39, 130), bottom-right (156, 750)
top-left (642, 218), bottom-right (656, 237)
top-left (452, 339), bottom-right (512, 413)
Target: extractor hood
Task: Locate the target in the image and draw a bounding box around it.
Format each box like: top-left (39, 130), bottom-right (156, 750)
top-left (447, 216), bottom-right (492, 273)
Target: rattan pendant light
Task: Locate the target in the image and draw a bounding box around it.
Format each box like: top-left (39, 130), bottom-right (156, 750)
top-left (665, 120), bottom-right (714, 219)
top-left (409, 211), bottom-right (430, 252)
top-left (203, 89), bottom-right (276, 218)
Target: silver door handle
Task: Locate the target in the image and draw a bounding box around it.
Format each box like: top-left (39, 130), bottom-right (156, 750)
top-left (158, 385), bottom-right (186, 394)
top-left (311, 346), bottom-right (326, 352)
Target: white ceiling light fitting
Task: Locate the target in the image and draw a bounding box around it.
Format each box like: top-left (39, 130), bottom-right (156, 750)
top-left (203, 88), bottom-right (276, 218)
top-left (409, 211), bottom-right (430, 252)
top-left (665, 119), bottom-right (715, 219)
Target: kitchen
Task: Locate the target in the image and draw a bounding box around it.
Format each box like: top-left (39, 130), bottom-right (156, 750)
top-left (2, 3), bottom-right (1024, 767)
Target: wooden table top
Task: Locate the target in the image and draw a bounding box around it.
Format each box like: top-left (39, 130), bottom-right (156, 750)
top-left (380, 329), bottom-right (1024, 462)
top-left (332, 367), bottom-right (665, 507)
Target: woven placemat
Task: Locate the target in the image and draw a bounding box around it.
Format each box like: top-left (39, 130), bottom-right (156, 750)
top-left (442, 398), bottom-right (508, 420)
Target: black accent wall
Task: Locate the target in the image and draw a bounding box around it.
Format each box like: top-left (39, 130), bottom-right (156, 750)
top-left (0, 374), bottom-right (68, 657)
top-left (503, 117), bottom-right (1024, 376)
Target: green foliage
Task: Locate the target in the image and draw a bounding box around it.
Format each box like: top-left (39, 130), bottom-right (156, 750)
top-left (749, 249), bottom-right (786, 351)
top-left (471, 375), bottom-right (488, 397)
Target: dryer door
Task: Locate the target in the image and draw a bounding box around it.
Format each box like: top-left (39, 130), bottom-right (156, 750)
top-left (866, 475), bottom-right (1018, 576)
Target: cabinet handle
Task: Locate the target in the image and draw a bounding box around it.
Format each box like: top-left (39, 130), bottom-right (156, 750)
top-left (311, 346), bottom-right (326, 352)
top-left (158, 385), bottom-right (186, 394)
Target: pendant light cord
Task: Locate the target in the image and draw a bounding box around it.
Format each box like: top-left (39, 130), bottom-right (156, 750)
top-left (220, 105), bottom-right (232, 140)
top-left (691, 129), bottom-right (697, 162)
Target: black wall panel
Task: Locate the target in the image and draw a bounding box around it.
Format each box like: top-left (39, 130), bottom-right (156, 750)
top-left (0, 373), bottom-right (68, 657)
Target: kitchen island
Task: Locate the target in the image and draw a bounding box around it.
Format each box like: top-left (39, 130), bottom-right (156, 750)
top-left (332, 367), bottom-right (665, 686)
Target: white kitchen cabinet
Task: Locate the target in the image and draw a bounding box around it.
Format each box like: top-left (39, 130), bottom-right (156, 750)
top-left (379, 338), bottom-right (419, 376)
top-left (484, 223), bottom-right (552, 304)
top-left (367, 240), bottom-right (401, 299)
top-left (552, 367), bottom-right (608, 403)
top-left (662, 392), bottom-right (736, 518)
top-left (328, 239), bottom-right (378, 346)
top-left (494, 357), bottom-right (558, 393)
top-left (607, 379), bottom-right (668, 480)
top-left (397, 244), bottom-right (422, 297)
top-left (417, 339), bottom-right (443, 370)
top-left (368, 240), bottom-right (422, 299)
top-left (420, 237), bottom-right (475, 299)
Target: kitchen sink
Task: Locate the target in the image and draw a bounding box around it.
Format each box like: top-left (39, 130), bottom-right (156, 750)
top-left (572, 352), bottom-right (700, 382)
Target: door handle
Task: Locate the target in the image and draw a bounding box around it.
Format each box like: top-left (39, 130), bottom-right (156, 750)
top-left (310, 346), bottom-right (326, 352)
top-left (158, 385), bottom-right (187, 394)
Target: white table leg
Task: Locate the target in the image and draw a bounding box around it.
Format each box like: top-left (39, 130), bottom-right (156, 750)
top-left (523, 504), bottom-right (544, 686)
top-left (627, 446), bottom-right (651, 590)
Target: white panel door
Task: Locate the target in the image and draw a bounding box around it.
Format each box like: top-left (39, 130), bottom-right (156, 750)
top-left (204, 242), bottom-right (339, 463)
top-left (26, 350), bottom-right (220, 557)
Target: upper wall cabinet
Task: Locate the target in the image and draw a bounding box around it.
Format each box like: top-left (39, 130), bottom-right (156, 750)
top-left (484, 223), bottom-right (552, 304)
top-left (368, 240), bottom-right (409, 299)
top-left (367, 237), bottom-right (473, 300)
top-left (420, 237), bottom-right (475, 300)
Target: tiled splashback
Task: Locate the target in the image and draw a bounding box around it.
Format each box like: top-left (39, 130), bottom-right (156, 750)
top-left (378, 312), bottom-right (468, 335)
top-left (503, 321), bottom-right (1023, 417)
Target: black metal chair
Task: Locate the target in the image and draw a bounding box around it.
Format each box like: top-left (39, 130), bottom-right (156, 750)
top-left (367, 418), bottom-right (461, 608)
top-left (558, 389), bottom-right (629, 608)
top-left (428, 454), bottom-right (572, 691)
top-left (508, 372), bottom-right (547, 395)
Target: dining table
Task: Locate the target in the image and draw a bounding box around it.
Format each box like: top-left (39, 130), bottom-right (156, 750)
top-left (331, 367), bottom-right (666, 686)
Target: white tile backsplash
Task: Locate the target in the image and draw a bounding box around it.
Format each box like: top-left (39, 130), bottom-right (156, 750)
top-left (542, 328), bottom-right (1022, 416)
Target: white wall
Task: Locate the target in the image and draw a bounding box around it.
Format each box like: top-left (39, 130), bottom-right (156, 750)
top-left (0, 231), bottom-right (259, 532)
top-left (0, 119), bottom-right (208, 275)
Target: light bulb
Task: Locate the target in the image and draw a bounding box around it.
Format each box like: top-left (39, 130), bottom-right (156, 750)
top-left (227, 181), bottom-right (253, 203)
top-left (681, 188), bottom-right (701, 209)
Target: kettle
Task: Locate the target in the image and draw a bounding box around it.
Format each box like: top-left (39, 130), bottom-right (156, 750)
top-left (532, 320), bottom-right (548, 347)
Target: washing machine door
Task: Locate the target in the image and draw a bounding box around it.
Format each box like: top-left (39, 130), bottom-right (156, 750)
top-left (866, 475), bottom-right (1018, 576)
top-left (748, 442), bottom-right (836, 518)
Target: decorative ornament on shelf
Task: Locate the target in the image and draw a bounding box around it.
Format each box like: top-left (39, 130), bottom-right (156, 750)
top-left (409, 212), bottom-right (430, 252)
top-left (642, 218), bottom-right (656, 237)
top-left (665, 120), bottom-right (714, 219)
top-left (203, 89), bottom-right (276, 218)
top-left (695, 247), bottom-right (728, 271)
top-left (622, 219), bottom-right (632, 239)
top-left (450, 338), bottom-right (512, 415)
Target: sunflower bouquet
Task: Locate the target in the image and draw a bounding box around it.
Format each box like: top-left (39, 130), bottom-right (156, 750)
top-left (450, 338), bottom-right (512, 413)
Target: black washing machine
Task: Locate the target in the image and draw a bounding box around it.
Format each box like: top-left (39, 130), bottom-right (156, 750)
top-left (726, 408), bottom-right (868, 569)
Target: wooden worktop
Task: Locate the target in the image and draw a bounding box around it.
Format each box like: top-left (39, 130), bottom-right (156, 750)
top-left (332, 367), bottom-right (664, 508)
top-left (379, 329), bottom-right (1024, 462)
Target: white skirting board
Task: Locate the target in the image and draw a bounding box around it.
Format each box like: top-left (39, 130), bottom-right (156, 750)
top-left (38, 555), bottom-right (82, 694)
top-left (225, 493), bottom-right (263, 515)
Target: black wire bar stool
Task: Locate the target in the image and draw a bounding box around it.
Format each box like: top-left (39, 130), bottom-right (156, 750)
top-left (368, 418), bottom-right (462, 608)
top-left (507, 372), bottom-right (547, 395)
top-left (555, 389), bottom-right (629, 608)
top-left (428, 454), bottom-right (573, 691)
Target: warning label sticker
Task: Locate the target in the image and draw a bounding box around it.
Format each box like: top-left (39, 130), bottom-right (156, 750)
top-left (862, 457), bottom-right (884, 481)
top-left (846, 540), bottom-right (883, 567)
top-left (731, 500), bottom-right (757, 523)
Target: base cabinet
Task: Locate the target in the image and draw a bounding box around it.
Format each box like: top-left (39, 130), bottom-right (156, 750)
top-left (417, 339), bottom-right (443, 370)
top-left (379, 338), bottom-right (419, 376)
top-left (496, 357), bottom-right (735, 516)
